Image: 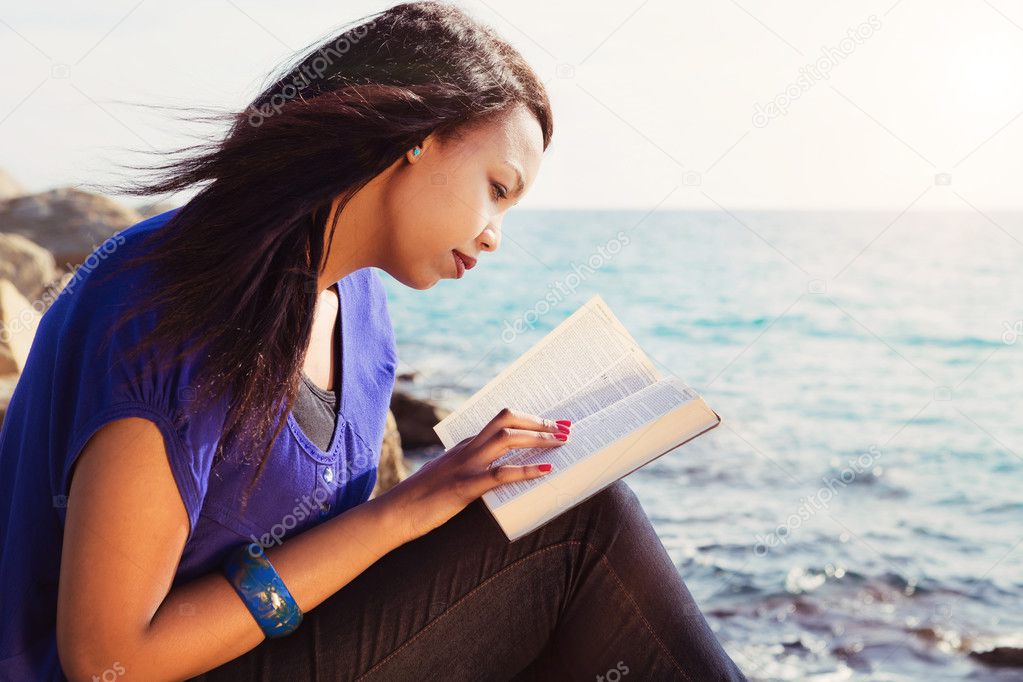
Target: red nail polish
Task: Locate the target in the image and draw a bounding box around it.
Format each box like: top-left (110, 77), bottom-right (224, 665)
top-left (538, 463), bottom-right (552, 472)
top-left (556, 420), bottom-right (572, 427)
top-left (554, 432), bottom-right (568, 441)
top-left (557, 423), bottom-right (571, 434)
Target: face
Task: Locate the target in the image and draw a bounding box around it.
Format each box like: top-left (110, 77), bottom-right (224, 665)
top-left (371, 104), bottom-right (545, 289)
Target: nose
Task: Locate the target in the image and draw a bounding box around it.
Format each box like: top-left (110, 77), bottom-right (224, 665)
top-left (477, 223), bottom-right (501, 252)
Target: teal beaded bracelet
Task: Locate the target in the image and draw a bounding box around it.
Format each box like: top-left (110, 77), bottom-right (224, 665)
top-left (222, 542), bottom-right (303, 639)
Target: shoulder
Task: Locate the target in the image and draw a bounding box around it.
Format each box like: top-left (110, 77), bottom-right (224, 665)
top-left (337, 268), bottom-right (397, 449)
top-left (40, 205), bottom-right (218, 429)
top-left (46, 207), bottom-right (182, 341)
top-left (347, 266), bottom-right (390, 306)
top-left (341, 267), bottom-right (396, 347)
top-left (339, 267), bottom-right (398, 377)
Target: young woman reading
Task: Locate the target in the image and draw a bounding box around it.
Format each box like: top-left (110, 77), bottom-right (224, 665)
top-left (0, 2), bottom-right (747, 680)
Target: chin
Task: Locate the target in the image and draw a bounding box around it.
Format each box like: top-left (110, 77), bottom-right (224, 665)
top-left (392, 267), bottom-right (440, 291)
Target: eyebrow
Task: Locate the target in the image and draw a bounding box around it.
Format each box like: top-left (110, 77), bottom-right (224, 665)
top-left (505, 161), bottom-right (526, 199)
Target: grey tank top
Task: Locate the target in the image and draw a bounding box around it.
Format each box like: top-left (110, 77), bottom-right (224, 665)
top-left (292, 312), bottom-right (341, 452)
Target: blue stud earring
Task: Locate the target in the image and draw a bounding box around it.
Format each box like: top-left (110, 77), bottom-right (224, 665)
top-left (412, 146), bottom-right (421, 157)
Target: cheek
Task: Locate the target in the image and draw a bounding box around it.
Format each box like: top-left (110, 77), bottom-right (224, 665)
top-left (383, 205), bottom-right (452, 287)
top-left (439, 177), bottom-right (490, 241)
top-left (405, 181), bottom-right (486, 249)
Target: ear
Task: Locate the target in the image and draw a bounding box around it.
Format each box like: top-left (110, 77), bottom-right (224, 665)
top-left (404, 133), bottom-right (438, 164)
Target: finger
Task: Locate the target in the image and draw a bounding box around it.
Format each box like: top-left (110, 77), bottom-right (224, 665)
top-left (473, 427), bottom-right (567, 465)
top-left (475, 462), bottom-right (554, 493)
top-left (474, 407), bottom-right (569, 445)
top-left (447, 434), bottom-right (477, 453)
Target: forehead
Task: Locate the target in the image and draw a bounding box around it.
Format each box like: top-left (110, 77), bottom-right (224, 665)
top-left (446, 106), bottom-right (544, 173)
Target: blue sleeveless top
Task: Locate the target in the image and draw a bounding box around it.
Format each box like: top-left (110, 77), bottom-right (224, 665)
top-left (0, 207), bottom-right (398, 680)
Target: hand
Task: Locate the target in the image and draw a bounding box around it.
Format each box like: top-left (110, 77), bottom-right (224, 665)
top-left (376, 408), bottom-right (571, 544)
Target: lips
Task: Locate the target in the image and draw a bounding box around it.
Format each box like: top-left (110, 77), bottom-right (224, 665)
top-left (452, 250), bottom-right (476, 278)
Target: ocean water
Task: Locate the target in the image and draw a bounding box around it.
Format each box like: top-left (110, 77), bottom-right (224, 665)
top-left (378, 210), bottom-right (1023, 681)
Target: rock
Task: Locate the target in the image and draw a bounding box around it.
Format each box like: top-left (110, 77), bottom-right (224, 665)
top-left (371, 410), bottom-right (408, 498)
top-left (0, 233), bottom-right (57, 301)
top-left (137, 200), bottom-right (179, 219)
top-left (971, 646), bottom-right (1023, 668)
top-left (0, 187), bottom-right (142, 268)
top-left (390, 389), bottom-right (451, 449)
top-left (0, 279), bottom-right (41, 376)
top-left (0, 374), bottom-right (19, 427)
top-left (0, 169), bottom-right (25, 201)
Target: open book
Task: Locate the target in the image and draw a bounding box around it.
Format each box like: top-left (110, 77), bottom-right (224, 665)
top-left (433, 294), bottom-right (722, 542)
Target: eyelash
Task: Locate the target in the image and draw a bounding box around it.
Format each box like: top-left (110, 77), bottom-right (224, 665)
top-left (491, 182), bottom-right (508, 201)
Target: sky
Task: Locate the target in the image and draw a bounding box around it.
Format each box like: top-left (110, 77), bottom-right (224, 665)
top-left (1, 0), bottom-right (1021, 210)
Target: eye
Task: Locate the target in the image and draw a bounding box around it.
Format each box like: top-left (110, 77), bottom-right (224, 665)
top-left (491, 182), bottom-right (508, 201)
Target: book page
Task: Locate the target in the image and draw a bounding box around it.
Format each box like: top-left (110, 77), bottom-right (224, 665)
top-left (486, 376), bottom-right (701, 505)
top-left (433, 295), bottom-right (660, 449)
top-left (541, 348), bottom-right (661, 424)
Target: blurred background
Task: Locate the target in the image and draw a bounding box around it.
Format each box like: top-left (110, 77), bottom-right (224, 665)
top-left (2, 1), bottom-right (1021, 679)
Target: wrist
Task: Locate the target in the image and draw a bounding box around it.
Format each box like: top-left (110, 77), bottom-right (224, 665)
top-left (362, 490), bottom-right (415, 550)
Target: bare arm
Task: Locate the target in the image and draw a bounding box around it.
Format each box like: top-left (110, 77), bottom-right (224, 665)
top-left (56, 408), bottom-right (567, 681)
top-left (56, 415), bottom-right (403, 681)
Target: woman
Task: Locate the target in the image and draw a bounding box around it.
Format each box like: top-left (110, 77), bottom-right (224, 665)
top-left (0, 2), bottom-right (747, 680)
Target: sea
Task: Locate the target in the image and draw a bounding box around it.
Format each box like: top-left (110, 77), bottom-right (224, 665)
top-left (378, 209), bottom-right (1023, 681)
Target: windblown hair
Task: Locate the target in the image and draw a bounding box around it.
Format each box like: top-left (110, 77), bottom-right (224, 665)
top-left (85, 1), bottom-right (554, 511)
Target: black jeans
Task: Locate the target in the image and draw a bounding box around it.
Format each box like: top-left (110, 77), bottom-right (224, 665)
top-left (187, 480), bottom-right (747, 681)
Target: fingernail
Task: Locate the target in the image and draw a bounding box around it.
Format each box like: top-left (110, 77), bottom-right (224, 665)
top-left (557, 423), bottom-right (571, 434)
top-left (556, 420), bottom-right (572, 427)
top-left (538, 463), bottom-right (552, 472)
top-left (553, 432), bottom-right (568, 441)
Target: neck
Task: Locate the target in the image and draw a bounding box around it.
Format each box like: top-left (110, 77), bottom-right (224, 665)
top-left (315, 190), bottom-right (383, 292)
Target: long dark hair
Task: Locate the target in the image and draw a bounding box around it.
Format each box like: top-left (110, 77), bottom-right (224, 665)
top-left (83, 1), bottom-right (554, 512)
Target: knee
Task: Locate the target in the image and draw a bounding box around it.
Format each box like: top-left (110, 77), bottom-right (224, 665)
top-left (505, 480), bottom-right (649, 551)
top-left (573, 479), bottom-right (646, 538)
top-left (593, 479), bottom-right (642, 516)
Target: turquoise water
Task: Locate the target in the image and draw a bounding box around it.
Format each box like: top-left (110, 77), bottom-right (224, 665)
top-left (379, 210), bottom-right (1023, 681)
